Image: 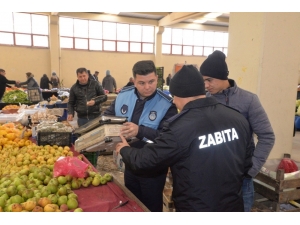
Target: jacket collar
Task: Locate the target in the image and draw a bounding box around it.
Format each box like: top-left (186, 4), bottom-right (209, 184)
top-left (182, 97), bottom-right (220, 111)
top-left (134, 88), bottom-right (157, 101)
top-left (76, 79), bottom-right (90, 87)
top-left (222, 79), bottom-right (238, 95)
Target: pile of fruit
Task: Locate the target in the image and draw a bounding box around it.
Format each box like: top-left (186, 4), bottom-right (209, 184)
top-left (5, 87), bottom-right (24, 93)
top-left (0, 122), bottom-right (113, 212)
top-left (296, 100), bottom-right (300, 116)
top-left (0, 165), bottom-right (112, 212)
top-left (2, 105), bottom-right (20, 110)
top-left (0, 123), bottom-right (32, 150)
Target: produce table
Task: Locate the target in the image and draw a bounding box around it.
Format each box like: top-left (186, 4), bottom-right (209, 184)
top-left (42, 90), bottom-right (58, 100)
top-left (69, 146), bottom-right (150, 212)
top-left (0, 103), bottom-right (35, 110)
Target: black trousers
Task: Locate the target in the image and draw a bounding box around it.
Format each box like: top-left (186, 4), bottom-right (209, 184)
top-left (124, 169), bottom-right (167, 212)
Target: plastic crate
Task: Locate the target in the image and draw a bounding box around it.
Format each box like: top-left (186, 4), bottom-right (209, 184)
top-left (37, 132), bottom-right (72, 146)
top-left (45, 104), bottom-right (56, 109)
top-left (56, 103), bottom-right (68, 108)
top-left (296, 116), bottom-right (300, 130)
top-left (81, 151), bottom-right (101, 167)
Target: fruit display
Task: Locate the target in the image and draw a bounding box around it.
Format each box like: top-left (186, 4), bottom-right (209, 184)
top-left (2, 90), bottom-right (31, 104)
top-left (0, 122), bottom-right (113, 212)
top-left (296, 100), bottom-right (300, 116)
top-left (0, 123), bottom-right (32, 148)
top-left (0, 161), bottom-right (112, 212)
top-left (1, 105), bottom-right (20, 114)
top-left (39, 100), bottom-right (56, 106)
top-left (5, 87), bottom-right (24, 93)
top-left (2, 105), bottom-right (20, 110)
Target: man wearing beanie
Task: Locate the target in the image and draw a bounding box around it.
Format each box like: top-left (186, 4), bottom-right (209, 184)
top-left (200, 50), bottom-right (275, 212)
top-left (103, 60), bottom-right (177, 212)
top-left (116, 65), bottom-right (252, 212)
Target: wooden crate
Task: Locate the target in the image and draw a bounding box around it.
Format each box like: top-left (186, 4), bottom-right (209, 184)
top-left (253, 153), bottom-right (300, 211)
top-left (163, 188), bottom-right (175, 212)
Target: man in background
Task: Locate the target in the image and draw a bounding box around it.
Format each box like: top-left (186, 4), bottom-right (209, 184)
top-left (93, 71), bottom-right (100, 82)
top-left (0, 68), bottom-right (18, 101)
top-left (200, 50), bottom-right (275, 212)
top-left (102, 70), bottom-right (117, 93)
top-left (67, 67), bottom-right (107, 127)
top-left (104, 60), bottom-right (177, 212)
top-left (166, 74), bottom-right (172, 86)
top-left (124, 77), bottom-right (134, 87)
top-left (40, 74), bottom-right (52, 90)
top-left (50, 72), bottom-right (60, 89)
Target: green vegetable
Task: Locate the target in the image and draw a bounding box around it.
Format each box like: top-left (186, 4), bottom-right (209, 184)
top-left (2, 90), bottom-right (31, 103)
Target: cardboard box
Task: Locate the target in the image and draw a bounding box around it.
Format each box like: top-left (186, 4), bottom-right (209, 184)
top-left (74, 124), bottom-right (122, 152)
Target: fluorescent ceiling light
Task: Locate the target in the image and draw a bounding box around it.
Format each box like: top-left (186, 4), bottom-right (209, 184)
top-left (104, 12), bottom-right (120, 15)
top-left (193, 19), bottom-right (207, 24)
top-left (204, 12), bottom-right (222, 19)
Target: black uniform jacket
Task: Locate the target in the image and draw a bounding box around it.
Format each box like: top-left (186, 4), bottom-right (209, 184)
top-left (120, 97), bottom-right (252, 212)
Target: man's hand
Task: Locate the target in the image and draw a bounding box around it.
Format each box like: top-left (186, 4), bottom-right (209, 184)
top-left (120, 122), bottom-right (139, 138)
top-left (116, 135), bottom-right (130, 154)
top-left (86, 100), bottom-right (95, 106)
top-left (67, 114), bottom-right (73, 121)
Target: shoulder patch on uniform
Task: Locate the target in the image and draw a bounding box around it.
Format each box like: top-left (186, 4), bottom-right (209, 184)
top-left (120, 85), bottom-right (135, 93)
top-left (157, 89), bottom-right (173, 102)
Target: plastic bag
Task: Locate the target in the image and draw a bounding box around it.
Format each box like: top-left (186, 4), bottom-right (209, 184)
top-left (53, 157), bottom-right (89, 178)
top-left (277, 158), bottom-right (299, 173)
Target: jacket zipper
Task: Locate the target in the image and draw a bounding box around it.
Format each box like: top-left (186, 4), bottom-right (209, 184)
top-left (224, 89), bottom-right (230, 105)
top-left (86, 82), bottom-right (92, 120)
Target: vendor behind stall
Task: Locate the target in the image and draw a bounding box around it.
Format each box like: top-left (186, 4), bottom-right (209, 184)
top-left (51, 72), bottom-right (60, 89)
top-left (40, 74), bottom-right (52, 89)
top-left (19, 72), bottom-right (40, 89)
top-left (0, 68), bottom-right (18, 102)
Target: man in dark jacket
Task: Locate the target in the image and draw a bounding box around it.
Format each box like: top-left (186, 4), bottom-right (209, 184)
top-left (93, 71), bottom-right (99, 82)
top-left (0, 68), bottom-right (18, 101)
top-left (102, 70), bottom-right (117, 93)
top-left (67, 67), bottom-right (107, 127)
top-left (40, 74), bottom-right (52, 89)
top-left (124, 77), bottom-right (134, 87)
top-left (116, 65), bottom-right (252, 212)
top-left (104, 60), bottom-right (178, 212)
top-left (200, 50), bottom-right (275, 212)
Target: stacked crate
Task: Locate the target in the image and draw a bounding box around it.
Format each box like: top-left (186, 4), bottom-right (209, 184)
top-left (163, 168), bottom-right (175, 212)
top-left (101, 93), bottom-right (117, 113)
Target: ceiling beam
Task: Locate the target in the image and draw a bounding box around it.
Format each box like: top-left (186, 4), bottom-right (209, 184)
top-left (159, 12), bottom-right (207, 26)
top-left (193, 17), bottom-right (229, 23)
top-left (134, 12), bottom-right (169, 17)
top-left (51, 12), bottom-right (59, 16)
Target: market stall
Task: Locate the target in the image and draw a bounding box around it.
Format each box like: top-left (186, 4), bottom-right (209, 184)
top-left (71, 150), bottom-right (148, 212)
top-left (0, 120), bottom-right (149, 212)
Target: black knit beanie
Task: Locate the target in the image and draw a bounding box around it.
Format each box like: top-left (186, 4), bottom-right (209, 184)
top-left (170, 65), bottom-right (206, 98)
top-left (199, 50), bottom-right (229, 80)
